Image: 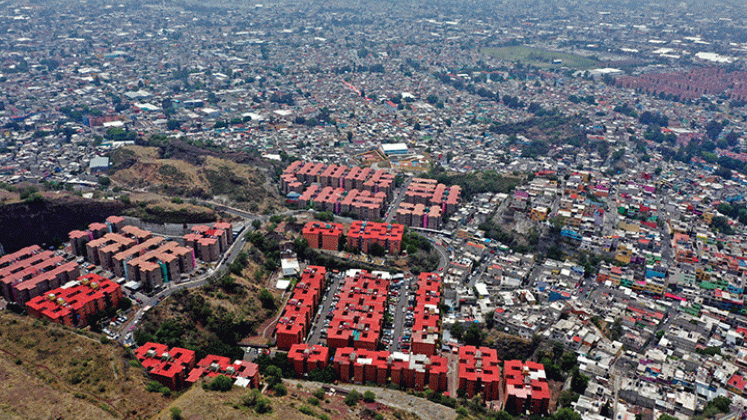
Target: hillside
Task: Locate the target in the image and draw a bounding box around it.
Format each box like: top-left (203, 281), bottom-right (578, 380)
top-left (152, 380), bottom-right (423, 420)
top-left (110, 145), bottom-right (281, 212)
top-left (0, 312), bottom-right (167, 419)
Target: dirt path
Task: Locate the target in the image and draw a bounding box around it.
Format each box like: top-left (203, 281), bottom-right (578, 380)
top-left (286, 379), bottom-right (457, 420)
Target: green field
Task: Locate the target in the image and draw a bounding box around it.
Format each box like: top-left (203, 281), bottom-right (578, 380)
top-left (481, 46), bottom-right (599, 70)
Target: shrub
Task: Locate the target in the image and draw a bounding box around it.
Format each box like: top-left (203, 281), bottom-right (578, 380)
top-left (313, 388), bottom-right (326, 400)
top-left (146, 381), bottom-right (162, 392)
top-left (344, 390), bottom-right (360, 406)
top-left (363, 390), bottom-right (376, 403)
top-left (299, 405), bottom-right (315, 416)
top-left (273, 383), bottom-right (287, 396)
top-left (308, 397), bottom-right (320, 406)
top-left (170, 407), bottom-right (183, 420)
top-left (128, 359), bottom-right (141, 368)
top-left (207, 374), bottom-right (233, 392)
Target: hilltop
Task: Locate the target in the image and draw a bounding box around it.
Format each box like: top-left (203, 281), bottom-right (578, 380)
top-left (110, 144), bottom-right (282, 212)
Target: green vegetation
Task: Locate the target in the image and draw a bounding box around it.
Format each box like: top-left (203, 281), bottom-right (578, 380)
top-left (702, 396), bottom-right (731, 418)
top-left (696, 346), bottom-right (721, 356)
top-left (242, 388), bottom-right (272, 413)
top-left (422, 166), bottom-right (522, 200)
top-left (344, 390), bottom-right (361, 406)
top-left (363, 390), bottom-right (376, 403)
top-left (135, 290), bottom-right (256, 361)
top-left (205, 374), bottom-right (233, 392)
top-left (481, 46), bottom-right (599, 70)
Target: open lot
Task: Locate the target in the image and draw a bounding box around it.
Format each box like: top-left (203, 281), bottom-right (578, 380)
top-left (481, 45), bottom-right (599, 70)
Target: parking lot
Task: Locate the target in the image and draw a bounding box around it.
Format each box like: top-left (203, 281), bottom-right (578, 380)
top-left (304, 271), bottom-right (415, 353)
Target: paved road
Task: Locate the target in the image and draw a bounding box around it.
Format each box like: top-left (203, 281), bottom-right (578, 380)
top-left (385, 176), bottom-right (413, 224)
top-left (116, 224), bottom-right (248, 344)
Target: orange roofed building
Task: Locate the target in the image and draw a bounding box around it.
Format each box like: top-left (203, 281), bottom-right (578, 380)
top-left (503, 360), bottom-right (550, 415)
top-left (135, 342), bottom-right (196, 390)
top-left (275, 266), bottom-right (327, 350)
top-left (288, 343), bottom-right (330, 376)
top-left (185, 354), bottom-right (260, 388)
top-left (458, 346), bottom-right (502, 401)
top-left (346, 221), bottom-right (404, 255)
top-left (302, 221), bottom-right (344, 251)
top-left (25, 273), bottom-right (122, 327)
top-left (326, 270), bottom-right (388, 350)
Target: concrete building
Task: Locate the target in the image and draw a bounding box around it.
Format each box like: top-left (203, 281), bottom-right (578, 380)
top-left (25, 273), bottom-right (123, 327)
top-left (275, 266), bottom-right (327, 350)
top-left (302, 221), bottom-right (344, 251)
top-left (135, 342), bottom-right (196, 390)
top-left (503, 360), bottom-right (551, 415)
top-left (288, 343), bottom-right (330, 377)
top-left (346, 221), bottom-right (404, 255)
top-left (458, 346), bottom-right (502, 401)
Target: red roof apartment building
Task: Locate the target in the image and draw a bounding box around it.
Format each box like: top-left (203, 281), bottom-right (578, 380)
top-left (302, 221), bottom-right (344, 251)
top-left (0, 245), bottom-right (80, 304)
top-left (135, 342), bottom-right (196, 390)
top-left (275, 266), bottom-right (327, 350)
top-left (185, 354), bottom-right (260, 388)
top-left (183, 222), bottom-right (232, 262)
top-left (288, 343), bottom-right (330, 377)
top-left (346, 221), bottom-right (404, 255)
top-left (334, 347), bottom-right (447, 392)
top-left (503, 360), bottom-right (551, 415)
top-left (458, 346), bottom-right (502, 401)
top-left (25, 273), bottom-right (123, 327)
top-left (404, 178), bottom-right (461, 216)
top-left (326, 270), bottom-right (388, 350)
top-left (411, 273), bottom-right (442, 356)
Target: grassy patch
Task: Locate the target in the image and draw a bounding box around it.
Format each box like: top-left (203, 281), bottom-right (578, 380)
top-left (481, 46), bottom-right (598, 70)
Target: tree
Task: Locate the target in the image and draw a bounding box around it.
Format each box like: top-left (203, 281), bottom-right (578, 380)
top-left (555, 408), bottom-right (583, 420)
top-left (704, 396), bottom-right (731, 414)
top-left (207, 374), bottom-right (233, 392)
top-left (560, 352), bottom-right (578, 372)
top-left (558, 390), bottom-right (579, 408)
top-left (571, 369), bottom-right (589, 394)
top-left (463, 323), bottom-right (484, 347)
top-left (344, 390), bottom-right (361, 406)
top-left (600, 402), bottom-right (612, 418)
top-left (450, 322), bottom-right (464, 340)
top-left (369, 242), bottom-right (386, 257)
top-left (258, 289), bottom-right (276, 310)
top-left (363, 390), bottom-right (376, 403)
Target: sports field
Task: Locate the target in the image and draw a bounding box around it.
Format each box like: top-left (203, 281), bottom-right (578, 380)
top-left (481, 46), bottom-right (599, 70)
